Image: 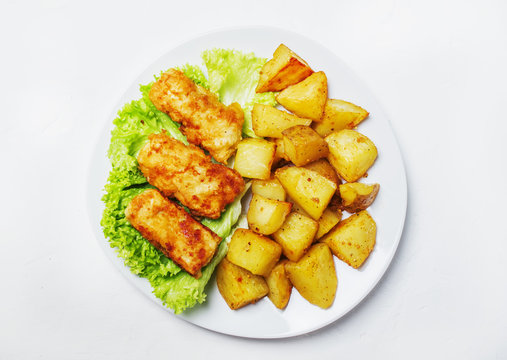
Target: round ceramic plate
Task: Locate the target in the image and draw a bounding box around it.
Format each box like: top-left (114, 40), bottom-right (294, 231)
top-left (86, 26), bottom-right (407, 339)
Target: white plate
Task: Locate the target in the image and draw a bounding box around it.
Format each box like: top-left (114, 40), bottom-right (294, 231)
top-left (86, 26), bottom-right (407, 339)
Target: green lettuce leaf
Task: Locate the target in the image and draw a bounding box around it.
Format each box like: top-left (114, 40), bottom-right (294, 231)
top-left (176, 64), bottom-right (209, 88)
top-left (101, 50), bottom-right (266, 314)
top-left (202, 49), bottom-right (276, 138)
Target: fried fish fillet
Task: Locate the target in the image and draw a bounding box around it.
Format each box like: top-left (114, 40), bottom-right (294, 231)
top-left (125, 189), bottom-right (221, 278)
top-left (137, 132), bottom-right (245, 219)
top-left (149, 68), bottom-right (244, 164)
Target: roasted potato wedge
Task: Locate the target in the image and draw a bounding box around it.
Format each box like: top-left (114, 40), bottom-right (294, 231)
top-left (247, 194), bottom-right (292, 235)
top-left (282, 125), bottom-right (329, 166)
top-left (275, 166), bottom-right (337, 220)
top-left (313, 99), bottom-right (369, 137)
top-left (287, 196), bottom-right (310, 217)
top-left (338, 182), bottom-right (380, 213)
top-left (325, 129), bottom-right (378, 182)
top-left (256, 44), bottom-right (314, 93)
top-left (216, 258), bottom-right (269, 310)
top-left (285, 243), bottom-right (337, 309)
top-left (234, 138), bottom-right (276, 180)
top-left (316, 208), bottom-right (343, 239)
top-left (271, 137), bottom-right (290, 166)
top-left (252, 178), bottom-right (286, 201)
top-left (265, 260), bottom-right (292, 309)
top-left (252, 104), bottom-right (312, 138)
top-left (276, 71), bottom-right (328, 121)
top-left (273, 212), bottom-right (319, 262)
top-left (320, 210), bottom-right (376, 269)
top-left (227, 228), bottom-right (282, 276)
top-left (303, 158), bottom-right (341, 186)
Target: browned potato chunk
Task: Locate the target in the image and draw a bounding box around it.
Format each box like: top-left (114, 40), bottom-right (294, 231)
top-left (313, 99), bottom-right (369, 137)
top-left (275, 166), bottom-right (337, 220)
top-left (271, 137), bottom-right (290, 166)
top-left (338, 183), bottom-right (380, 213)
top-left (316, 208), bottom-right (343, 239)
top-left (216, 258), bottom-right (269, 310)
top-left (273, 212), bottom-right (319, 262)
top-left (227, 228), bottom-right (282, 276)
top-left (256, 44), bottom-right (314, 93)
top-left (303, 159), bottom-right (341, 186)
top-left (252, 178), bottom-right (286, 201)
top-left (285, 243), bottom-right (337, 309)
top-left (247, 194), bottom-right (292, 235)
top-left (320, 210), bottom-right (376, 269)
top-left (265, 260), bottom-right (292, 309)
top-left (325, 129), bottom-right (378, 182)
top-left (234, 138), bottom-right (276, 180)
top-left (282, 125), bottom-right (329, 166)
top-left (276, 71), bottom-right (328, 121)
top-left (288, 198), bottom-right (310, 217)
top-left (252, 104), bottom-right (312, 138)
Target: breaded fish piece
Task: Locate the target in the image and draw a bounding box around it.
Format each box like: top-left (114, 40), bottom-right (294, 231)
top-left (149, 68), bottom-right (244, 164)
top-left (137, 132), bottom-right (245, 219)
top-left (125, 189), bottom-right (221, 278)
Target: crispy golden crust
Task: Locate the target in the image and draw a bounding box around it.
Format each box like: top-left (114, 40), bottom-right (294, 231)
top-left (149, 68), bottom-right (244, 164)
top-left (137, 132), bottom-right (245, 219)
top-left (125, 189), bottom-right (222, 277)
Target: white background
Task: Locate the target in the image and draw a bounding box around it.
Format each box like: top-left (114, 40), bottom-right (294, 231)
top-left (1, 0), bottom-right (506, 359)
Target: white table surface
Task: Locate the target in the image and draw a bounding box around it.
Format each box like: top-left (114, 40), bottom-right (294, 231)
top-left (1, 0), bottom-right (506, 358)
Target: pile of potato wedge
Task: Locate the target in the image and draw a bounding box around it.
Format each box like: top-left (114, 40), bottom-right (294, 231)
top-left (216, 44), bottom-right (380, 311)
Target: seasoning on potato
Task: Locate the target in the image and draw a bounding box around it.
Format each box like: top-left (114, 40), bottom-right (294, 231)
top-left (313, 99), bottom-right (369, 137)
top-left (265, 260), bottom-right (293, 309)
top-left (256, 44), bottom-right (313, 93)
top-left (251, 178), bottom-right (287, 201)
top-left (227, 228), bottom-right (282, 277)
top-left (271, 137), bottom-right (290, 166)
top-left (216, 43), bottom-right (380, 311)
top-left (247, 194), bottom-right (292, 235)
top-left (338, 182), bottom-right (380, 213)
top-left (275, 166), bottom-right (337, 220)
top-left (282, 125), bottom-right (329, 166)
top-left (320, 210), bottom-right (376, 269)
top-left (303, 158), bottom-right (342, 186)
top-left (285, 243), bottom-right (337, 309)
top-left (216, 258), bottom-right (269, 310)
top-left (234, 138), bottom-right (276, 180)
top-left (316, 208), bottom-right (343, 240)
top-left (273, 212), bottom-right (318, 262)
top-left (276, 71), bottom-right (328, 121)
top-left (252, 104), bottom-right (312, 138)
top-left (325, 129), bottom-right (378, 183)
